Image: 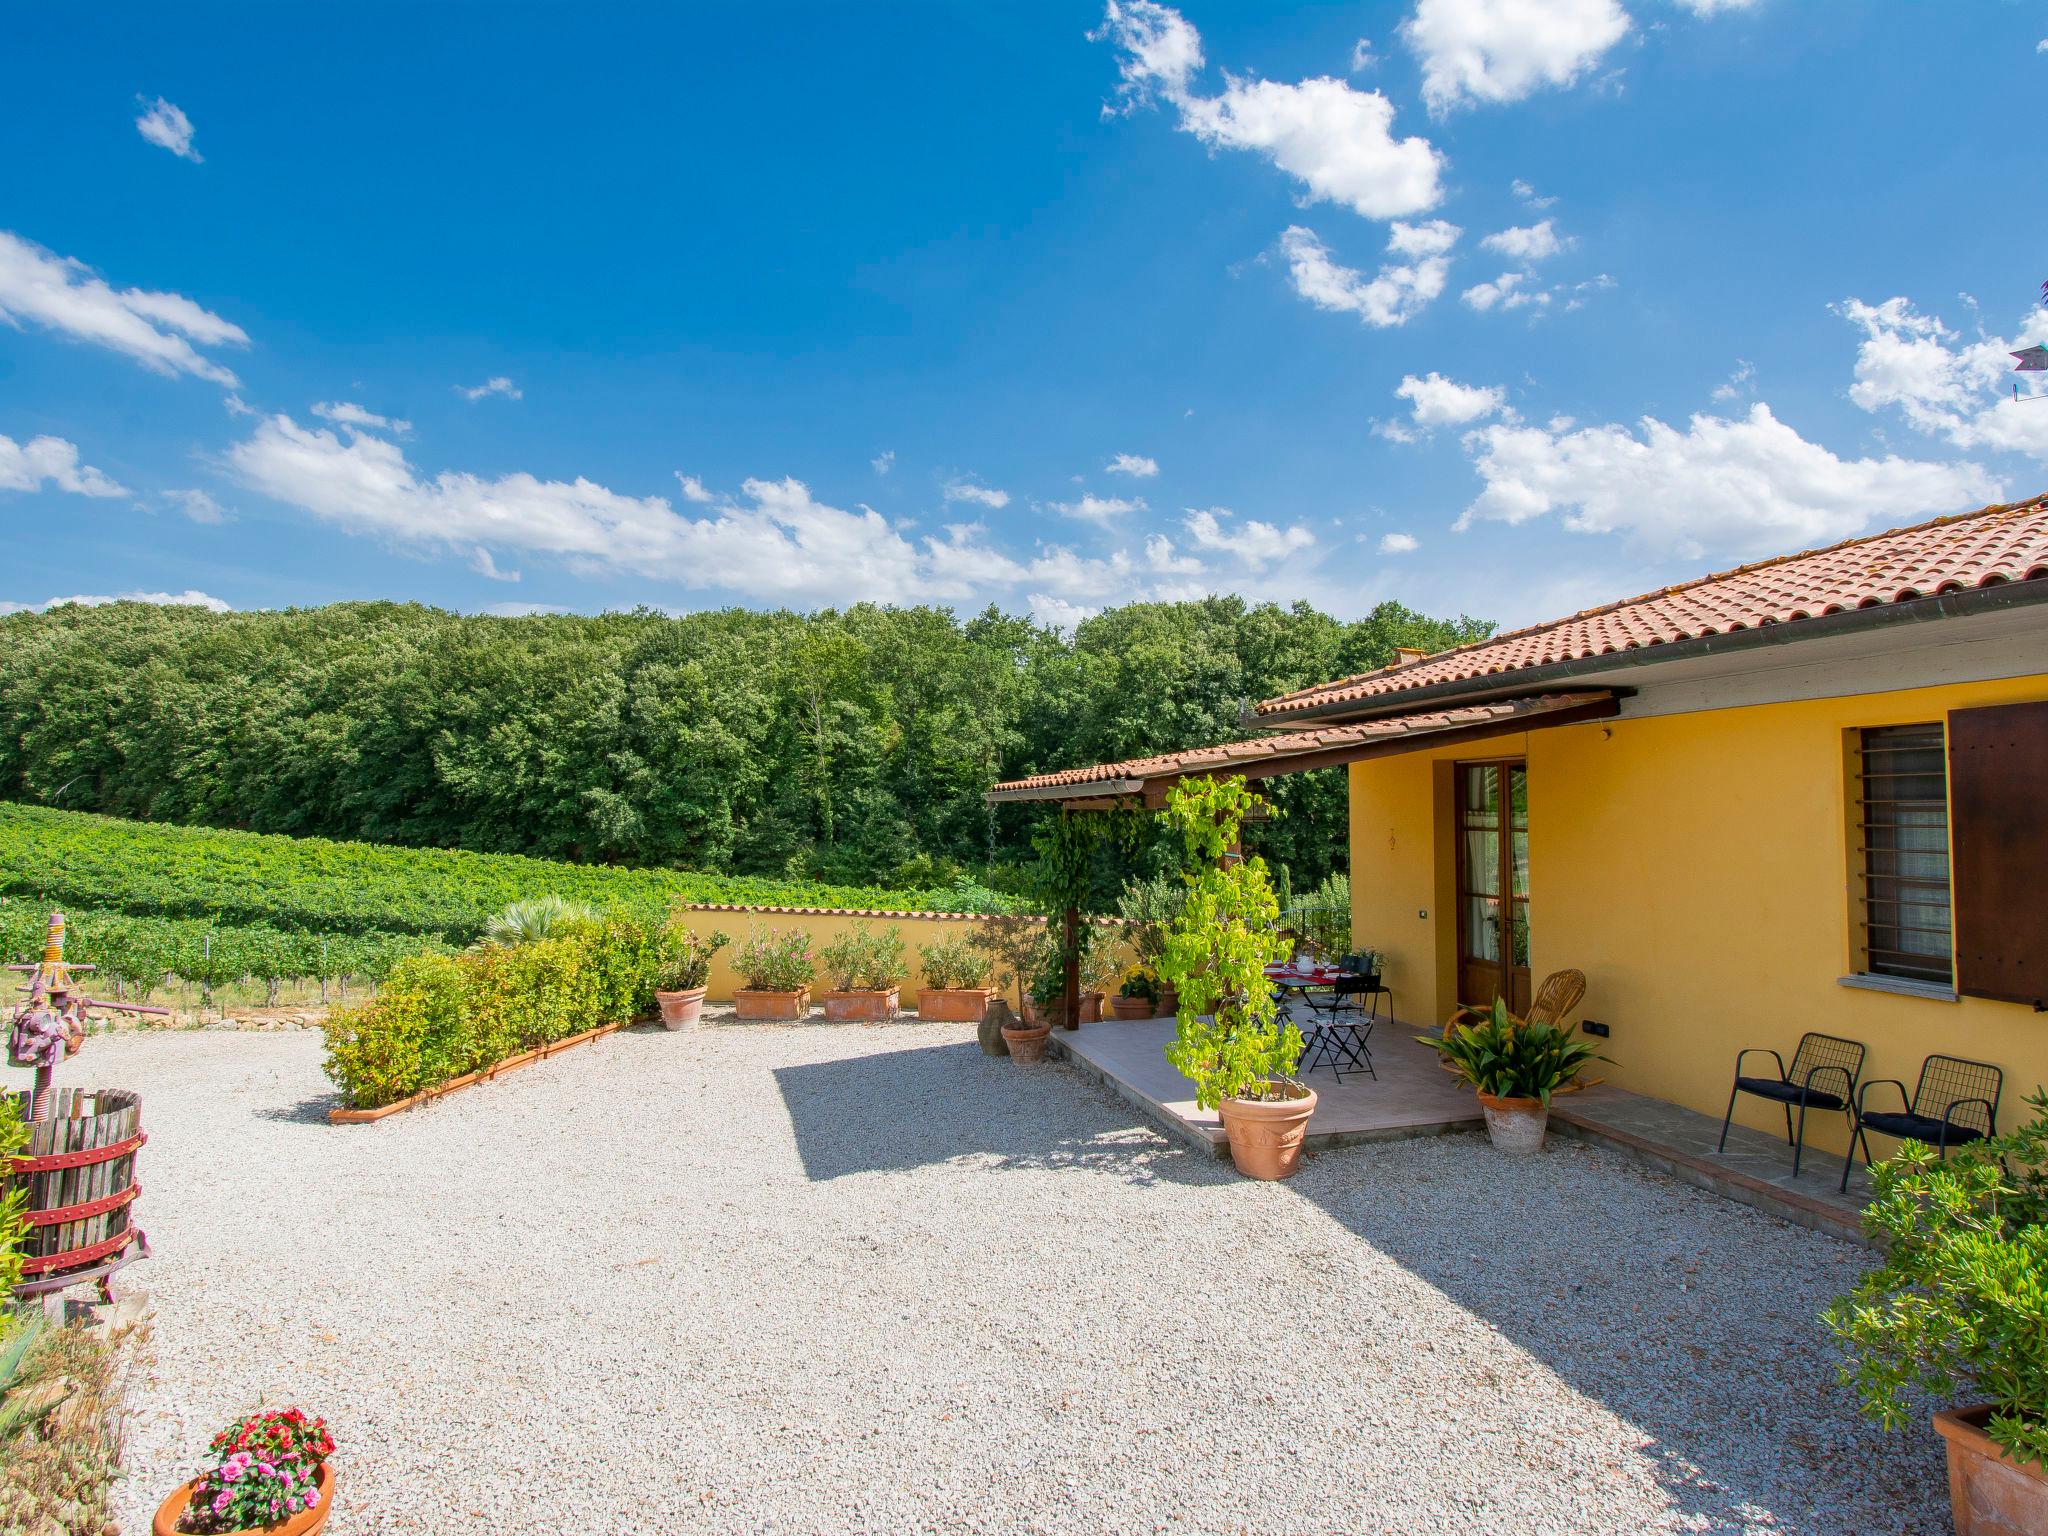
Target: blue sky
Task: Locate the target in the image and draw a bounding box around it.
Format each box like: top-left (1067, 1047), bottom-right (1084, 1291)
top-left (5, 1), bottom-right (2047, 630)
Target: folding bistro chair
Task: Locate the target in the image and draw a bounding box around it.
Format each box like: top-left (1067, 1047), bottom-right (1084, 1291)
top-left (1300, 976), bottom-right (1377, 1081)
top-left (1840, 1053), bottom-right (2002, 1192)
top-left (1716, 1031), bottom-right (1865, 1177)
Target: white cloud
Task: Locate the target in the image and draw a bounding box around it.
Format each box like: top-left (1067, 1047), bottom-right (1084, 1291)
top-left (135, 97), bottom-right (200, 162)
top-left (1837, 296), bottom-right (2048, 461)
top-left (1396, 371), bottom-right (1508, 429)
top-left (1350, 38), bottom-right (1377, 71)
top-left (166, 488), bottom-right (228, 524)
top-left (1182, 507), bottom-right (1315, 566)
top-left (1281, 221), bottom-right (1459, 328)
top-left (1510, 178), bottom-right (1557, 209)
top-left (1462, 270), bottom-right (1548, 313)
top-left (1675, 0), bottom-right (1759, 12)
top-left (1403, 0), bottom-right (1632, 113)
top-left (674, 473), bottom-right (714, 503)
top-left (1027, 593), bottom-right (1097, 633)
top-left (1050, 492), bottom-right (1145, 521)
top-left (0, 433), bottom-right (128, 497)
top-left (456, 376), bottom-right (521, 402)
top-left (313, 400), bottom-right (410, 435)
top-left (1379, 532), bottom-right (1420, 553)
top-left (1097, 2), bottom-right (1445, 220)
top-left (1480, 220), bottom-right (1568, 262)
top-left (1106, 452), bottom-right (1159, 478)
top-left (943, 478), bottom-right (1011, 509)
top-left (1711, 359), bottom-right (1756, 403)
top-left (871, 449), bottom-right (894, 476)
top-left (0, 231), bottom-right (247, 386)
top-left (482, 602), bottom-right (571, 617)
top-left (1455, 401), bottom-right (2001, 559)
top-left (0, 589), bottom-right (229, 616)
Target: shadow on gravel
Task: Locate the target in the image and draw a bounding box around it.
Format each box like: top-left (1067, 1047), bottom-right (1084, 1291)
top-left (1283, 1140), bottom-right (1941, 1535)
top-left (253, 1093), bottom-right (342, 1125)
top-left (774, 1038), bottom-right (1218, 1190)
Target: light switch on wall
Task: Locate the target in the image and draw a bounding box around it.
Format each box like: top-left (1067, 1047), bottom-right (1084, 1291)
top-left (1417, 909), bottom-right (1427, 919)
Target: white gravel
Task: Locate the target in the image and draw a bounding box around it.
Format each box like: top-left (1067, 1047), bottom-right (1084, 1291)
top-left (14, 1021), bottom-right (1944, 1536)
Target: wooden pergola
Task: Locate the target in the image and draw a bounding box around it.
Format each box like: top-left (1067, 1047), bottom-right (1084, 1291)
top-left (982, 691), bottom-right (1622, 1029)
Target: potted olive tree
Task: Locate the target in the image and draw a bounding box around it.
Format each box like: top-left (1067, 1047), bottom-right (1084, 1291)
top-left (818, 922), bottom-right (905, 1022)
top-left (1421, 998), bottom-right (1605, 1152)
top-left (653, 921), bottom-right (729, 1030)
top-left (1155, 775), bottom-right (1308, 1181)
top-left (1826, 1091), bottom-right (2048, 1530)
top-left (730, 926), bottom-right (815, 1020)
top-left (1118, 873), bottom-right (1184, 1020)
top-left (1077, 925), bottom-right (1123, 1022)
top-left (915, 935), bottom-right (994, 1022)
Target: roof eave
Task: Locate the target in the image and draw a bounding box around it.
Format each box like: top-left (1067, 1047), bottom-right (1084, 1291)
top-left (1249, 576), bottom-right (2048, 728)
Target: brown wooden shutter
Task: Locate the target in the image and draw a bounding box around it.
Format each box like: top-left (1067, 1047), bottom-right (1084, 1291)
top-left (1950, 701), bottom-right (2048, 1008)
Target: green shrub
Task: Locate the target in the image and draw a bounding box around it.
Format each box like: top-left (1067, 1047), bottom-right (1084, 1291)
top-left (819, 922), bottom-right (906, 992)
top-left (1288, 872), bottom-right (1351, 960)
top-left (319, 917), bottom-right (665, 1109)
top-left (1117, 872), bottom-right (1185, 967)
top-left (655, 919), bottom-right (730, 992)
top-left (0, 1094), bottom-right (27, 1300)
top-left (1825, 1088), bottom-right (2048, 1469)
top-left (916, 936), bottom-right (988, 991)
top-left (481, 896), bottom-right (601, 947)
top-left (731, 927), bottom-right (814, 991)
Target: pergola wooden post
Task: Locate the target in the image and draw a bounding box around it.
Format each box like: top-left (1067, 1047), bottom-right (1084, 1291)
top-left (1062, 905), bottom-right (1080, 1030)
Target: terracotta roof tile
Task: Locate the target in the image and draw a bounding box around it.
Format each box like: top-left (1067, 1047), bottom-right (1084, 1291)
top-left (989, 692), bottom-right (1611, 797)
top-left (1257, 494), bottom-right (2048, 719)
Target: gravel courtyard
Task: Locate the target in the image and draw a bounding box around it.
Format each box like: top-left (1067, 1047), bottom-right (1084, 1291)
top-left (41, 1022), bottom-right (1944, 1536)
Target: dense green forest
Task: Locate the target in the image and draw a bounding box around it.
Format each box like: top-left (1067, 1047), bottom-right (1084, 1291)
top-left (0, 597), bottom-right (1489, 897)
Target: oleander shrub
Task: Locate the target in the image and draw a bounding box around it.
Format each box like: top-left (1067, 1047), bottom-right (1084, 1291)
top-left (320, 917), bottom-right (664, 1109)
top-left (818, 922), bottom-right (906, 992)
top-left (732, 927), bottom-right (814, 992)
top-left (916, 935), bottom-right (989, 991)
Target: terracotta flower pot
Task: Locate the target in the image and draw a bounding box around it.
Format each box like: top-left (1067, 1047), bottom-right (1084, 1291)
top-left (1476, 1091), bottom-right (1549, 1153)
top-left (733, 987), bottom-right (810, 1021)
top-left (1078, 991), bottom-right (1104, 1023)
top-left (917, 987), bottom-right (994, 1023)
top-left (1158, 985), bottom-right (1179, 1018)
top-left (155, 1463), bottom-right (334, 1536)
top-left (1001, 1023), bottom-right (1052, 1063)
top-left (822, 986), bottom-right (900, 1023)
top-left (655, 986), bottom-right (708, 1031)
top-left (1933, 1404), bottom-right (2048, 1535)
top-left (1109, 995), bottom-right (1154, 1021)
top-left (1218, 1085), bottom-right (1318, 1179)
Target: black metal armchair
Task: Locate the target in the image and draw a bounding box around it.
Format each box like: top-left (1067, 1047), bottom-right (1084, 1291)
top-left (1717, 1031), bottom-right (1865, 1177)
top-left (1840, 1053), bottom-right (2003, 1192)
top-left (1299, 976), bottom-right (1378, 1081)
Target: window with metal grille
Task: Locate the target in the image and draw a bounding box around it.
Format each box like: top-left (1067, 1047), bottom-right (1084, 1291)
top-left (1858, 723), bottom-right (1953, 986)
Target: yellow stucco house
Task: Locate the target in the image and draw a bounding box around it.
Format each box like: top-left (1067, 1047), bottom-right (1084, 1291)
top-left (990, 495), bottom-right (2048, 1161)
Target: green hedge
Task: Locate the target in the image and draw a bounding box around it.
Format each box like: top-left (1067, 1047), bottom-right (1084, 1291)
top-left (319, 918), bottom-right (663, 1109)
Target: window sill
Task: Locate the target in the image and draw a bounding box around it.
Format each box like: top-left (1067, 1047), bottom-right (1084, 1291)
top-left (1837, 973), bottom-right (1958, 1004)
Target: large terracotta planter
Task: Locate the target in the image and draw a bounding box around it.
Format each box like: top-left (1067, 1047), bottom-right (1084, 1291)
top-left (917, 987), bottom-right (993, 1023)
top-left (1078, 991), bottom-right (1104, 1023)
top-left (1001, 1023), bottom-right (1052, 1063)
top-left (155, 1463), bottom-right (334, 1536)
top-left (1159, 985), bottom-right (1179, 1019)
top-left (1934, 1405), bottom-right (2048, 1536)
top-left (733, 987), bottom-right (810, 1021)
top-left (822, 986), bottom-right (900, 1023)
top-left (1218, 1085), bottom-right (1318, 1179)
top-left (1476, 1091), bottom-right (1549, 1153)
top-left (655, 986), bottom-right (707, 1031)
top-left (1108, 995), bottom-right (1155, 1021)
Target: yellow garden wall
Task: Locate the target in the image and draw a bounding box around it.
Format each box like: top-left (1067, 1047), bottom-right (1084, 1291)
top-left (1349, 674), bottom-right (2048, 1154)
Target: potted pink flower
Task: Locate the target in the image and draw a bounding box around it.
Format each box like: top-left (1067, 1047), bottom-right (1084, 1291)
top-left (155, 1408), bottom-right (336, 1535)
top-left (653, 922), bottom-right (729, 1030)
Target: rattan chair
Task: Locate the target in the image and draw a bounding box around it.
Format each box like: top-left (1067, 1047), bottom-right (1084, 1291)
top-left (1527, 969), bottom-right (1586, 1030)
top-left (1717, 1031), bottom-right (1865, 1178)
top-left (1840, 1054), bottom-right (2003, 1192)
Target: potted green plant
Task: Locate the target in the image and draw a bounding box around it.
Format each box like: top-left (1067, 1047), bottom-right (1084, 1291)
top-left (1118, 873), bottom-right (1184, 1019)
top-left (1420, 997), bottom-right (1606, 1152)
top-left (818, 922), bottom-right (906, 1022)
top-left (653, 920), bottom-right (729, 1030)
top-left (915, 934), bottom-right (994, 1022)
top-left (1155, 776), bottom-right (1309, 1180)
top-left (1077, 924), bottom-right (1124, 1022)
top-left (155, 1408), bottom-right (335, 1535)
top-left (1825, 1090), bottom-right (2048, 1531)
top-left (968, 913), bottom-right (1053, 1013)
top-left (730, 926), bottom-right (815, 1020)
top-left (1110, 965), bottom-right (1161, 1020)
top-left (1003, 950), bottom-right (1061, 1063)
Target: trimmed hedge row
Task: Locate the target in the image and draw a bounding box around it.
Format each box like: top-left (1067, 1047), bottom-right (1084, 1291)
top-left (319, 918), bottom-right (664, 1110)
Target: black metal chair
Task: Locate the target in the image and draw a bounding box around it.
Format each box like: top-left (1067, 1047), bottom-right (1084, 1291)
top-left (1340, 955), bottom-right (1393, 1024)
top-left (1299, 976), bottom-right (1377, 1081)
top-left (1840, 1054), bottom-right (2003, 1192)
top-left (1717, 1031), bottom-right (1865, 1177)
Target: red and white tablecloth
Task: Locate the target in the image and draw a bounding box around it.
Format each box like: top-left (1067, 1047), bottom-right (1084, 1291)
top-left (1264, 962), bottom-right (1350, 987)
